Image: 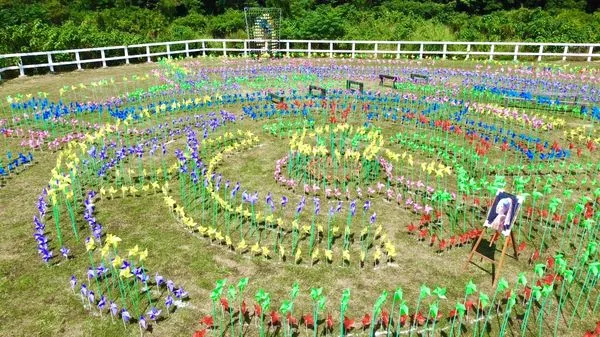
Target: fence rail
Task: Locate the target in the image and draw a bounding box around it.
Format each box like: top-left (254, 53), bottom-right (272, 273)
top-left (1, 39), bottom-right (599, 80)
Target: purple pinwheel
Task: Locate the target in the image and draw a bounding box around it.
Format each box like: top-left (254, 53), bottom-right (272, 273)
top-left (147, 307), bottom-right (162, 321)
top-left (328, 206), bottom-right (335, 218)
top-left (281, 196), bottom-right (288, 207)
top-left (80, 283), bottom-right (88, 297)
top-left (370, 213), bottom-right (377, 224)
top-left (166, 280), bottom-right (175, 293)
top-left (121, 308), bottom-right (131, 324)
top-left (350, 200), bottom-right (357, 217)
top-left (88, 291), bottom-right (95, 304)
top-left (336, 201), bottom-right (343, 213)
top-left (40, 248), bottom-right (52, 263)
top-left (155, 272), bottom-right (165, 287)
top-left (174, 287), bottom-right (188, 299)
top-left (60, 246), bottom-right (70, 259)
top-left (70, 275), bottom-right (77, 292)
top-left (313, 197), bottom-right (320, 215)
top-left (248, 192), bottom-right (259, 205)
top-left (139, 315), bottom-right (147, 330)
top-left (98, 295), bottom-right (106, 311)
top-left (110, 301), bottom-right (118, 317)
top-left (96, 264), bottom-right (107, 278)
top-left (87, 267), bottom-right (95, 280)
top-left (165, 295), bottom-right (174, 311)
top-left (363, 200), bottom-right (371, 212)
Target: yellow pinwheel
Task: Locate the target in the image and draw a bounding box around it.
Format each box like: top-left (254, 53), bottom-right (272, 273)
top-left (85, 237), bottom-right (96, 251)
top-left (128, 245), bottom-right (139, 257)
top-left (106, 233), bottom-right (122, 248)
top-left (120, 266), bottom-right (133, 279)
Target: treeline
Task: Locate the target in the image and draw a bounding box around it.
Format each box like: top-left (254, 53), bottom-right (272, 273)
top-left (1, 0), bottom-right (599, 54)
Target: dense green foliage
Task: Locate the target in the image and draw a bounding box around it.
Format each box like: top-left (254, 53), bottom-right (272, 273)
top-left (1, 0), bottom-right (599, 54)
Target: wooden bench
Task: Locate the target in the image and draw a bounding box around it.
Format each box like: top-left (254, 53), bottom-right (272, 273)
top-left (410, 73), bottom-right (429, 83)
top-left (379, 74), bottom-right (398, 88)
top-left (346, 80), bottom-right (364, 94)
top-left (308, 85), bottom-right (327, 98)
top-left (502, 92), bottom-right (582, 111)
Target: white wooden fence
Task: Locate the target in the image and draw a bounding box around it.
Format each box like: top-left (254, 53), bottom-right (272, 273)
top-left (0, 39), bottom-right (598, 80)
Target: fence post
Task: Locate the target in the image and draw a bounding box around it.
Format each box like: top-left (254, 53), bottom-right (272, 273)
top-left (18, 57), bottom-right (25, 77)
top-left (562, 45), bottom-right (568, 61)
top-left (185, 42), bottom-right (190, 58)
top-left (223, 41), bottom-right (227, 57)
top-left (351, 42), bottom-right (355, 59)
top-left (588, 46), bottom-right (594, 62)
top-left (308, 41), bottom-right (312, 57)
top-left (419, 43), bottom-right (424, 59)
top-left (100, 49), bottom-right (107, 68)
top-left (513, 44), bottom-right (519, 61)
top-left (489, 44), bottom-right (495, 60)
top-left (166, 44), bottom-right (171, 59)
top-left (396, 43), bottom-right (401, 59)
top-left (286, 41), bottom-right (290, 57)
top-left (202, 41), bottom-right (206, 57)
top-left (124, 47), bottom-right (130, 64)
top-left (75, 51), bottom-right (83, 70)
top-left (374, 43), bottom-right (378, 59)
top-left (466, 43), bottom-right (471, 60)
top-left (146, 45), bottom-right (151, 63)
top-left (330, 42), bottom-right (333, 58)
top-left (244, 40), bottom-right (248, 57)
top-left (47, 53), bottom-right (55, 72)
top-left (442, 43), bottom-right (447, 59)
top-left (538, 45), bottom-right (543, 62)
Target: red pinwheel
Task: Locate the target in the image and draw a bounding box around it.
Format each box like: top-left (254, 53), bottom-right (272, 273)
top-left (414, 312), bottom-right (426, 326)
top-left (448, 309), bottom-right (458, 319)
top-left (418, 229), bottom-right (429, 240)
top-left (380, 310), bottom-right (389, 328)
top-left (523, 287), bottom-right (532, 301)
top-left (530, 250), bottom-right (540, 264)
top-left (200, 315), bottom-right (214, 328)
top-left (399, 314), bottom-right (409, 327)
top-left (420, 214), bottom-right (431, 225)
top-left (254, 303), bottom-right (262, 317)
top-left (361, 313), bottom-right (371, 328)
top-left (326, 313), bottom-right (334, 330)
top-left (220, 298), bottom-right (230, 311)
top-left (587, 140), bottom-right (596, 152)
top-left (343, 316), bottom-right (355, 332)
top-left (546, 256), bottom-right (555, 269)
top-left (439, 239), bottom-right (448, 251)
top-left (429, 234), bottom-right (438, 246)
top-left (517, 242), bottom-right (526, 255)
top-left (465, 300), bottom-right (475, 312)
top-left (241, 300), bottom-right (249, 318)
top-left (286, 313), bottom-right (298, 328)
top-left (193, 329), bottom-right (207, 337)
top-left (501, 142), bottom-right (509, 151)
top-left (407, 223), bottom-right (418, 233)
top-left (303, 313), bottom-right (314, 328)
top-left (269, 311), bottom-right (281, 326)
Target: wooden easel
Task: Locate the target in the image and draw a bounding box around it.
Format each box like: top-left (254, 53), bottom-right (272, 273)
top-left (464, 194), bottom-right (522, 286)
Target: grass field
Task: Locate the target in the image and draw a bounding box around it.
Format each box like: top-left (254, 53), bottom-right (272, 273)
top-left (0, 56), bottom-right (599, 337)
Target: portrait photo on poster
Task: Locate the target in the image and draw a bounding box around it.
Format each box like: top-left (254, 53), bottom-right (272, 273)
top-left (484, 190), bottom-right (522, 236)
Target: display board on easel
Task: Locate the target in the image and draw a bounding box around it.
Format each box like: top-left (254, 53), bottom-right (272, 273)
top-left (244, 7), bottom-right (282, 58)
top-left (464, 189), bottom-right (524, 285)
